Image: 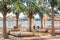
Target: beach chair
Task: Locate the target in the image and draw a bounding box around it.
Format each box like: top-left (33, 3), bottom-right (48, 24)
top-left (39, 29), bottom-right (48, 33)
top-left (10, 31), bottom-right (33, 37)
top-left (48, 30), bottom-right (60, 35)
top-left (7, 27), bottom-right (20, 35)
top-left (11, 28), bottom-right (20, 31)
top-left (8, 28), bottom-right (41, 37)
top-left (36, 26), bottom-right (40, 32)
top-left (32, 26), bottom-right (36, 32)
top-left (10, 26), bottom-right (20, 31)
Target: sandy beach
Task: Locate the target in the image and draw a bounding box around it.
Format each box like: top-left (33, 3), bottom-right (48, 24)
top-left (0, 28), bottom-right (60, 40)
top-left (0, 33), bottom-right (60, 40)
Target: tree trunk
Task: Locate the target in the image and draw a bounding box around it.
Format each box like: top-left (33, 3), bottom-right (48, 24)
top-left (3, 13), bottom-right (9, 39)
top-left (29, 18), bottom-right (32, 32)
top-left (16, 15), bottom-right (18, 29)
top-left (44, 20), bottom-right (45, 28)
top-left (40, 17), bottom-right (43, 29)
top-left (51, 7), bottom-right (56, 36)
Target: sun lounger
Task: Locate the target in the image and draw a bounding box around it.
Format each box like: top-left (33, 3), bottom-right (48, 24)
top-left (48, 30), bottom-right (60, 35)
top-left (8, 28), bottom-right (20, 35)
top-left (39, 29), bottom-right (48, 33)
top-left (11, 28), bottom-right (20, 31)
top-left (9, 31), bottom-right (40, 37)
top-left (9, 31), bottom-right (33, 37)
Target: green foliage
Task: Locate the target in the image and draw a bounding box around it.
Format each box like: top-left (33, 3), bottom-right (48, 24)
top-left (49, 0), bottom-right (57, 7)
top-left (0, 0), bottom-right (52, 18)
top-left (38, 0), bottom-right (42, 5)
top-left (57, 0), bottom-right (60, 6)
top-left (0, 6), bottom-right (6, 12)
top-left (14, 3), bottom-right (25, 12)
top-left (22, 0), bottom-right (51, 19)
top-left (7, 7), bottom-right (12, 13)
top-left (4, 0), bottom-right (17, 3)
top-left (0, 0), bottom-right (18, 13)
top-left (10, 0), bottom-right (26, 17)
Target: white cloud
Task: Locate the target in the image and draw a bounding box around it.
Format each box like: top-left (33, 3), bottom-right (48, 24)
top-left (7, 12), bottom-right (15, 16)
top-left (58, 10), bottom-right (60, 14)
top-left (19, 13), bottom-right (25, 18)
top-left (34, 14), bottom-right (39, 19)
top-left (0, 13), bottom-right (3, 17)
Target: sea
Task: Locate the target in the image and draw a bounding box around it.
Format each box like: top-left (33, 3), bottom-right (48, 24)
top-left (0, 19), bottom-right (60, 28)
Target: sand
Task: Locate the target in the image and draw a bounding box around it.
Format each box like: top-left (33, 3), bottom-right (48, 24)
top-left (0, 28), bottom-right (60, 40)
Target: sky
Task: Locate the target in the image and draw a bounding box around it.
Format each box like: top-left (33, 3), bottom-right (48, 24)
top-left (0, 12), bottom-right (39, 18)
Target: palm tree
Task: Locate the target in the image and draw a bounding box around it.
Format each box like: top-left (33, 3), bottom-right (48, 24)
top-left (0, 0), bottom-right (11, 39)
top-left (28, 9), bottom-right (34, 32)
top-left (39, 13), bottom-right (43, 29)
top-left (21, 0), bottom-right (36, 32)
top-left (15, 12), bottom-right (19, 29)
top-left (25, 0), bottom-right (44, 31)
top-left (0, 0), bottom-right (17, 39)
top-left (36, 8), bottom-right (43, 29)
top-left (33, 0), bottom-right (50, 29)
top-left (24, 8), bottom-right (34, 32)
top-left (49, 0), bottom-right (57, 36)
top-left (12, 2), bottom-right (25, 29)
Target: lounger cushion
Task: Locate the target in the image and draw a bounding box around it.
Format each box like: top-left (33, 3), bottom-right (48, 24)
top-left (11, 28), bottom-right (20, 31)
top-left (48, 30), bottom-right (60, 34)
top-left (10, 31), bottom-right (34, 37)
top-left (39, 29), bottom-right (48, 33)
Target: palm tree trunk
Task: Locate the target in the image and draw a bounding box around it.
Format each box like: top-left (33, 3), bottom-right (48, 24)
top-left (44, 20), bottom-right (45, 28)
top-left (51, 7), bottom-right (56, 36)
top-left (40, 17), bottom-right (43, 29)
top-left (29, 18), bottom-right (32, 32)
top-left (16, 15), bottom-right (18, 29)
top-left (3, 13), bottom-right (9, 39)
